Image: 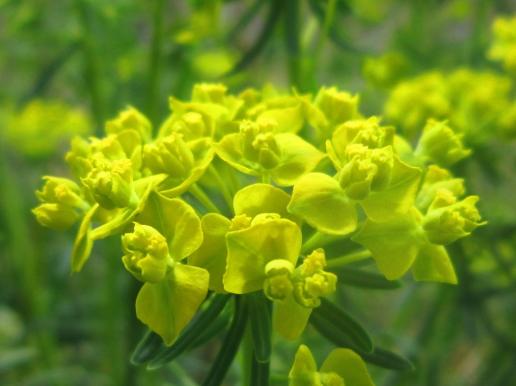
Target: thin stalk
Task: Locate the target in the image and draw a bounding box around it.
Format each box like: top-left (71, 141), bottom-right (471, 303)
top-left (76, 0), bottom-right (105, 134)
top-left (208, 164), bottom-right (234, 212)
top-left (313, 0), bottom-right (337, 64)
top-left (190, 183), bottom-right (222, 214)
top-left (326, 250), bottom-right (372, 268)
top-left (261, 173), bottom-right (271, 184)
top-left (301, 231), bottom-right (339, 254)
top-left (147, 0), bottom-right (166, 127)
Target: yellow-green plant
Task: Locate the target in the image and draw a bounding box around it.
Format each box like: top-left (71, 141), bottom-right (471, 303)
top-left (6, 99), bottom-right (91, 158)
top-left (33, 83), bottom-right (483, 385)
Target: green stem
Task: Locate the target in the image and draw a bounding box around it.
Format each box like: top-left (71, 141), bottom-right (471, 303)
top-left (301, 231), bottom-right (339, 254)
top-left (147, 0), bottom-right (166, 126)
top-left (261, 173), bottom-right (271, 184)
top-left (326, 250), bottom-right (372, 268)
top-left (208, 165), bottom-right (234, 212)
top-left (190, 183), bottom-right (222, 214)
top-left (76, 0), bottom-right (105, 134)
top-left (314, 0), bottom-right (337, 60)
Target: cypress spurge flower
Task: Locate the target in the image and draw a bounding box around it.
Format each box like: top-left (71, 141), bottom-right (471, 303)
top-left (289, 345), bottom-right (374, 386)
top-left (33, 83), bottom-right (486, 385)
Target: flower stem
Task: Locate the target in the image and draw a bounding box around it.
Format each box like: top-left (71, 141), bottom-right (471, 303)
top-left (147, 0), bottom-right (166, 127)
top-left (190, 183), bottom-right (222, 214)
top-left (209, 164), bottom-right (234, 212)
top-left (326, 250), bottom-right (372, 269)
top-left (301, 231), bottom-right (339, 254)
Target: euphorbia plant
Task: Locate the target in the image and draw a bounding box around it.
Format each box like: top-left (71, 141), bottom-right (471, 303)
top-left (33, 83), bottom-right (483, 385)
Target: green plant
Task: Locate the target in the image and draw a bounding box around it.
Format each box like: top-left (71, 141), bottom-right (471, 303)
top-left (33, 82), bottom-right (483, 385)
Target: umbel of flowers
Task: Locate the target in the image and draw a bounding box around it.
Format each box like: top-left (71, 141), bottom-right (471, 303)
top-left (33, 83), bottom-right (484, 385)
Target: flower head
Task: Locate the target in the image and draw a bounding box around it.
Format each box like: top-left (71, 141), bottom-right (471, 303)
top-left (122, 223), bottom-right (173, 282)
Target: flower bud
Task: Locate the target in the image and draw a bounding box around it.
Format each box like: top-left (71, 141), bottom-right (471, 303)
top-left (320, 372), bottom-right (345, 386)
top-left (36, 176), bottom-right (86, 209)
top-left (192, 83), bottom-right (228, 104)
top-left (294, 249), bottom-right (337, 308)
top-left (105, 106), bottom-right (152, 142)
top-left (251, 213), bottom-right (281, 227)
top-left (229, 214), bottom-right (252, 231)
top-left (82, 155), bottom-right (135, 209)
top-left (423, 195), bottom-right (485, 245)
top-left (66, 136), bottom-right (93, 179)
top-left (178, 112), bottom-right (207, 138)
top-left (33, 176), bottom-right (88, 230)
top-left (416, 165), bottom-right (465, 210)
top-left (121, 223), bottom-right (173, 282)
top-left (314, 87), bottom-right (359, 126)
top-left (338, 145), bottom-right (393, 200)
top-left (415, 120), bottom-right (471, 166)
top-left (263, 259), bottom-right (295, 301)
top-left (143, 133), bottom-right (195, 179)
top-left (240, 119), bottom-right (281, 170)
top-left (32, 203), bottom-right (81, 230)
top-left (334, 117), bottom-right (394, 150)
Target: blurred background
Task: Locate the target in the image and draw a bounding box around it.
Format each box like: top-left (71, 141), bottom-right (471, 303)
top-left (1, 0), bottom-right (515, 385)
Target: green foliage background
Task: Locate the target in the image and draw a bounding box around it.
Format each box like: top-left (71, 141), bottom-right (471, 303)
top-left (1, 0), bottom-right (515, 385)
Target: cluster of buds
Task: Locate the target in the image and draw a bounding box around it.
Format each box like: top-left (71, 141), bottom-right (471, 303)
top-left (338, 144), bottom-right (394, 200)
top-left (143, 133), bottom-right (195, 179)
top-left (264, 249), bottom-right (337, 309)
top-left (81, 155), bottom-right (136, 209)
top-left (32, 177), bottom-right (89, 229)
top-left (415, 120), bottom-right (470, 166)
top-left (423, 192), bottom-right (485, 245)
top-left (122, 223), bottom-right (173, 283)
top-left (239, 119), bottom-right (281, 170)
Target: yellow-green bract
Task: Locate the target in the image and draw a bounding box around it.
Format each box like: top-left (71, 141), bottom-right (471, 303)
top-left (33, 83), bottom-right (484, 378)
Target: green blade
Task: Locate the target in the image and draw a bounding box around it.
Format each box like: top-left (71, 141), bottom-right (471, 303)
top-left (247, 292), bottom-right (272, 364)
top-left (130, 330), bottom-right (163, 365)
top-left (201, 296), bottom-right (249, 386)
top-left (335, 267), bottom-right (402, 290)
top-left (314, 298), bottom-right (374, 353)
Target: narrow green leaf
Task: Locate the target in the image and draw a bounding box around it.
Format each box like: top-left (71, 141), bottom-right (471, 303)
top-left (201, 296), bottom-right (248, 386)
top-left (360, 347), bottom-right (414, 371)
top-left (147, 294), bottom-right (230, 369)
top-left (130, 330), bottom-right (163, 365)
top-left (335, 267), bottom-right (402, 290)
top-left (251, 354), bottom-right (270, 386)
top-left (224, 1), bottom-right (281, 77)
top-left (312, 299), bottom-right (373, 353)
top-left (187, 306), bottom-right (232, 350)
top-left (247, 292), bottom-right (272, 363)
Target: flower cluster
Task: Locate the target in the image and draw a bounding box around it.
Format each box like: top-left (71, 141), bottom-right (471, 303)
top-left (33, 83), bottom-right (484, 384)
top-left (6, 99), bottom-right (91, 158)
top-left (489, 15), bottom-right (516, 75)
top-left (384, 69), bottom-right (516, 142)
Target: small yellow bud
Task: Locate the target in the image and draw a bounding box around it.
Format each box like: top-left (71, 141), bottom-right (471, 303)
top-left (294, 249), bottom-right (337, 308)
top-left (320, 372), bottom-right (345, 386)
top-left (229, 214), bottom-right (252, 231)
top-left (82, 155), bottom-right (135, 209)
top-left (314, 87), bottom-right (359, 126)
top-left (33, 176), bottom-right (88, 230)
top-left (339, 145), bottom-right (393, 199)
top-left (143, 133), bottom-right (195, 179)
top-left (121, 223), bottom-right (173, 282)
top-left (105, 106), bottom-right (152, 142)
top-left (263, 259), bottom-right (295, 301)
top-left (32, 203), bottom-right (81, 230)
top-left (239, 119), bottom-right (281, 170)
top-left (415, 120), bottom-right (471, 166)
top-left (192, 83), bottom-right (228, 104)
top-left (424, 195), bottom-right (485, 245)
